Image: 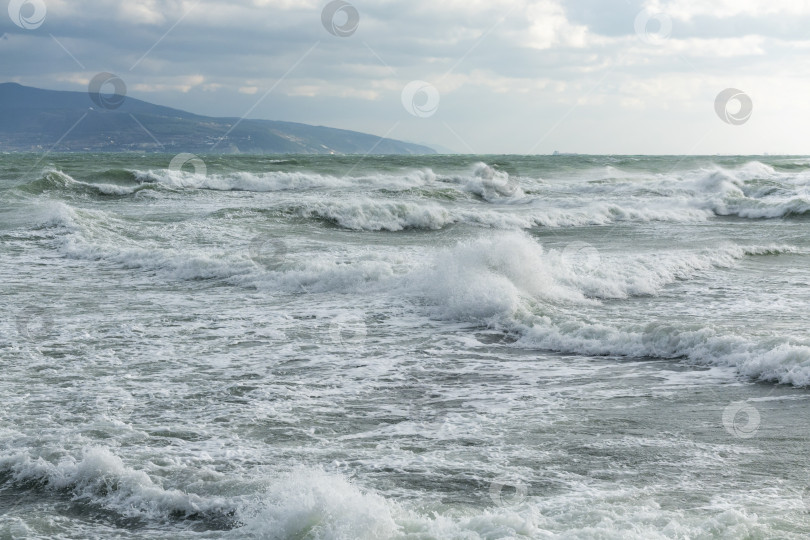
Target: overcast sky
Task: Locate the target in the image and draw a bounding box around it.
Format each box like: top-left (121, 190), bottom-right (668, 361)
top-left (2, 0), bottom-right (810, 154)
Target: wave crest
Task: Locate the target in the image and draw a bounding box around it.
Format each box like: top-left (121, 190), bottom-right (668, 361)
top-left (0, 447), bottom-right (236, 525)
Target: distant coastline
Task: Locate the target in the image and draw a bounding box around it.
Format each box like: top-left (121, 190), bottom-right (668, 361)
top-left (0, 82), bottom-right (436, 155)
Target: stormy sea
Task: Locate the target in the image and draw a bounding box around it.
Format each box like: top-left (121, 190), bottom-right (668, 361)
top-left (2, 153), bottom-right (810, 538)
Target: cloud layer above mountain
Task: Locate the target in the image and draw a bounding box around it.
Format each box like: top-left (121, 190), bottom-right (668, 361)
top-left (2, 0), bottom-right (808, 153)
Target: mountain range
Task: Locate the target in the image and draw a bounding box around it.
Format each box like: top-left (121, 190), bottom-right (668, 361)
top-left (0, 83), bottom-right (435, 155)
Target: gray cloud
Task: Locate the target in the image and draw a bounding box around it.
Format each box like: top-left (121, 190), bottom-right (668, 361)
top-left (1, 0), bottom-right (809, 153)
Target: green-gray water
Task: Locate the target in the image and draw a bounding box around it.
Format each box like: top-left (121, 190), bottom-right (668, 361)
top-left (2, 153), bottom-right (810, 539)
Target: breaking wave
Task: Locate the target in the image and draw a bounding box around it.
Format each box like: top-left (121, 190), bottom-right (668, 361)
top-left (33, 202), bottom-right (809, 386)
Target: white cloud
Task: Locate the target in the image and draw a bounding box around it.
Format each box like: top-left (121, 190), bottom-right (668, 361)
top-left (133, 75), bottom-right (205, 93)
top-left (524, 0), bottom-right (591, 49)
top-left (642, 35), bottom-right (767, 57)
top-left (118, 1), bottom-right (167, 25)
top-left (8, 0), bottom-right (810, 152)
top-left (645, 0), bottom-right (810, 19)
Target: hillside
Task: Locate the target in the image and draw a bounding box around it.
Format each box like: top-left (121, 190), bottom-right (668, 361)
top-left (0, 83), bottom-right (435, 155)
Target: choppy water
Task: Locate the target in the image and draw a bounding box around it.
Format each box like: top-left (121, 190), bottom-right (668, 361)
top-left (2, 153), bottom-right (810, 539)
